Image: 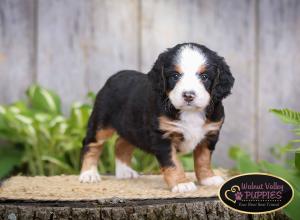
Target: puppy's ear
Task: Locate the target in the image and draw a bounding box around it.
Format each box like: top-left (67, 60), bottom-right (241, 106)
top-left (148, 52), bottom-right (168, 95)
top-left (211, 57), bottom-right (235, 102)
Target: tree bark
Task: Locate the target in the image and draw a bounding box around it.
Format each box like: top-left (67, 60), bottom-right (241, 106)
top-left (0, 197), bottom-right (289, 220)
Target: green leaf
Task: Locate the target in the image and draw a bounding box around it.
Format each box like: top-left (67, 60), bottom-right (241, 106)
top-left (228, 146), bottom-right (246, 160)
top-left (0, 108), bottom-right (37, 144)
top-left (0, 106), bottom-right (5, 114)
top-left (69, 103), bottom-right (92, 128)
top-left (270, 108), bottom-right (300, 125)
top-left (237, 155), bottom-right (260, 173)
top-left (49, 116), bottom-right (65, 127)
top-left (180, 155), bottom-right (194, 171)
top-left (229, 146), bottom-right (260, 173)
top-left (34, 113), bottom-right (51, 123)
top-left (270, 144), bottom-right (293, 160)
top-left (260, 160), bottom-right (300, 191)
top-left (87, 91), bottom-right (96, 102)
top-left (0, 106), bottom-right (7, 130)
top-left (284, 190), bottom-right (300, 220)
top-left (41, 155), bottom-right (73, 173)
top-left (11, 101), bottom-right (29, 113)
top-left (14, 114), bottom-right (33, 124)
top-left (27, 85), bottom-right (61, 114)
top-left (295, 151), bottom-right (300, 172)
top-left (0, 146), bottom-right (23, 179)
top-left (292, 128), bottom-right (300, 135)
top-left (132, 148), bottom-right (159, 173)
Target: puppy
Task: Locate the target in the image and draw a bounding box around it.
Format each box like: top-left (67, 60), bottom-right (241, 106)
top-left (79, 43), bottom-right (234, 192)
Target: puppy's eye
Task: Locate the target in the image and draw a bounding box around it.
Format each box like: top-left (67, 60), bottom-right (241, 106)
top-left (199, 73), bottom-right (208, 81)
top-left (170, 72), bottom-right (181, 81)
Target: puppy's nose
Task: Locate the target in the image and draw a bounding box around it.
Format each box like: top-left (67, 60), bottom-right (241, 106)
top-left (182, 91), bottom-right (196, 102)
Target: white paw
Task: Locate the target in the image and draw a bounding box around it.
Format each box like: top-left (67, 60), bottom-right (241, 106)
top-left (200, 176), bottom-right (224, 186)
top-left (116, 159), bottom-right (139, 179)
top-left (79, 167), bottom-right (101, 183)
top-left (171, 182), bottom-right (197, 193)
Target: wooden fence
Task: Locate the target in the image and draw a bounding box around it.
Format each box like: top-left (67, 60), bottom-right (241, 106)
top-left (0, 0), bottom-right (300, 167)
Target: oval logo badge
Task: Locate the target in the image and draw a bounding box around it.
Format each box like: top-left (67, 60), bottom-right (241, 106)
top-left (218, 173), bottom-right (294, 214)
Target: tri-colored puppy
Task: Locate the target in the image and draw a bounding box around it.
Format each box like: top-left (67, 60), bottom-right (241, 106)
top-left (79, 43), bottom-right (234, 192)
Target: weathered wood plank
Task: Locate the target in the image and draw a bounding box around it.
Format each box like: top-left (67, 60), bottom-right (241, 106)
top-left (36, 0), bottom-right (92, 111)
top-left (257, 0), bottom-right (300, 161)
top-left (86, 0), bottom-right (139, 93)
top-left (140, 0), bottom-right (257, 166)
top-left (36, 0), bottom-right (139, 112)
top-left (0, 0), bottom-right (35, 104)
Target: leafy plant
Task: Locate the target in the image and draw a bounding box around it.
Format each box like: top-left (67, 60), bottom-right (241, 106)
top-left (229, 108), bottom-right (300, 220)
top-left (0, 85), bottom-right (92, 177)
top-left (0, 85), bottom-right (193, 179)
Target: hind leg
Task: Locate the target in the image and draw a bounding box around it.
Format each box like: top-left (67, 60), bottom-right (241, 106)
top-left (115, 137), bottom-right (139, 179)
top-left (79, 128), bottom-right (115, 183)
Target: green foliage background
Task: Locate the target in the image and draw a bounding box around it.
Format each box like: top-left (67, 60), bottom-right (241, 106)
top-left (0, 85), bottom-right (194, 179)
top-left (229, 109), bottom-right (300, 220)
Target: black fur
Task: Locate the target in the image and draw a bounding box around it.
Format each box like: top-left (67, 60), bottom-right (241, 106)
top-left (81, 43), bottom-right (234, 168)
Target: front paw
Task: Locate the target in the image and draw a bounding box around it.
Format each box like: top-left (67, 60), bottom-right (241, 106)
top-left (171, 182), bottom-right (197, 193)
top-left (79, 168), bottom-right (101, 183)
top-left (200, 175), bottom-right (224, 186)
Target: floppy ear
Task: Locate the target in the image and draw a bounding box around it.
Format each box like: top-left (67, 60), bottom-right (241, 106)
top-left (148, 52), bottom-right (168, 96)
top-left (211, 57), bottom-right (235, 102)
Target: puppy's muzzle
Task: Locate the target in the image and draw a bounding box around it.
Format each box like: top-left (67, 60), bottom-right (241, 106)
top-left (182, 91), bottom-right (196, 103)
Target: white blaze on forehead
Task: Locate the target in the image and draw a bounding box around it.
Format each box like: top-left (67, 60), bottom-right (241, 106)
top-left (177, 46), bottom-right (206, 74)
top-left (168, 45), bottom-right (210, 111)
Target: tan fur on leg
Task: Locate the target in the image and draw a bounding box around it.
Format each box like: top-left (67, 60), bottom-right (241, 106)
top-left (115, 138), bottom-right (134, 166)
top-left (81, 128), bottom-right (115, 171)
top-left (161, 147), bottom-right (196, 192)
top-left (193, 141), bottom-right (224, 186)
top-left (80, 128), bottom-right (115, 183)
top-left (161, 147), bottom-right (187, 188)
top-left (193, 141), bottom-right (214, 181)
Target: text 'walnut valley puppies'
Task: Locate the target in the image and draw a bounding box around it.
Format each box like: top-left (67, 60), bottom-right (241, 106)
top-left (79, 43), bottom-right (234, 193)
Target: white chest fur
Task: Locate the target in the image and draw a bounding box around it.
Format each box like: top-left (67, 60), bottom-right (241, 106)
top-left (159, 112), bottom-right (222, 153)
top-left (177, 111), bottom-right (207, 153)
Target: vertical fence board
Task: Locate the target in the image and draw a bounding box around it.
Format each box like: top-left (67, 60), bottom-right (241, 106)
top-left (86, 0), bottom-right (139, 93)
top-left (141, 0), bottom-right (256, 167)
top-left (36, 0), bottom-right (139, 111)
top-left (36, 0), bottom-right (92, 111)
top-left (0, 0), bottom-right (35, 104)
top-left (258, 0), bottom-right (300, 161)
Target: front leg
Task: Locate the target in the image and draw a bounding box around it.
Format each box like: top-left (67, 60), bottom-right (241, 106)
top-left (193, 133), bottom-right (225, 186)
top-left (158, 146), bottom-right (197, 193)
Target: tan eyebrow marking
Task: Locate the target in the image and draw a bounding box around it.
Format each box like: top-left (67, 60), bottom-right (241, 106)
top-left (197, 64), bottom-right (206, 74)
top-left (174, 65), bottom-right (183, 74)
top-left (175, 64), bottom-right (206, 74)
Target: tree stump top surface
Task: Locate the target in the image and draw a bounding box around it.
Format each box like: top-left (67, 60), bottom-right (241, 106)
top-left (0, 169), bottom-right (230, 201)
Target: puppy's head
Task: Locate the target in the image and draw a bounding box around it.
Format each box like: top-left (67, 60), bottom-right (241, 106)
top-left (148, 43), bottom-right (234, 111)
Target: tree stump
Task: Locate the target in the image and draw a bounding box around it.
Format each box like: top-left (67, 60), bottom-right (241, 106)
top-left (0, 198), bottom-right (289, 220)
top-left (0, 170), bottom-right (289, 219)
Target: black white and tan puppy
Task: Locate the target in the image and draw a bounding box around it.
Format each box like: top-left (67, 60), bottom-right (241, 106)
top-left (79, 43), bottom-right (234, 193)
